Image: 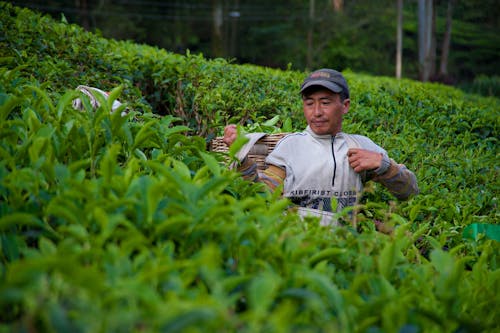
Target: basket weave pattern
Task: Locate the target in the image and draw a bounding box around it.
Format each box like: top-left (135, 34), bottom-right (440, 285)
top-left (210, 133), bottom-right (289, 170)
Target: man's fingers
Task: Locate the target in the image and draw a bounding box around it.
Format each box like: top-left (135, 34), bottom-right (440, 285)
top-left (347, 148), bottom-right (361, 157)
top-left (223, 124), bottom-right (238, 146)
top-left (348, 149), bottom-right (383, 172)
top-left (224, 124), bottom-right (236, 135)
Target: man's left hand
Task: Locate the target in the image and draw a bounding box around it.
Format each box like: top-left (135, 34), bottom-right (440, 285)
top-left (347, 148), bottom-right (383, 173)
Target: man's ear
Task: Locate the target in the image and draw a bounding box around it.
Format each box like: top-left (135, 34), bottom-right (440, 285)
top-left (342, 98), bottom-right (350, 114)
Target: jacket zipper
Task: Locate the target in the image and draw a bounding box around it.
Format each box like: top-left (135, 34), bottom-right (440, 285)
top-left (331, 136), bottom-right (336, 186)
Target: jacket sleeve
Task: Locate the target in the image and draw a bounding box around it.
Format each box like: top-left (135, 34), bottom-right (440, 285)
top-left (371, 159), bottom-right (419, 200)
top-left (237, 157), bottom-right (285, 194)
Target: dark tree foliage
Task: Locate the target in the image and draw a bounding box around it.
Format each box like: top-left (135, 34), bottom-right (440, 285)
top-left (12, 0), bottom-right (500, 86)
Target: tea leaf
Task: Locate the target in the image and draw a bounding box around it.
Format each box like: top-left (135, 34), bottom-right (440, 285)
top-left (39, 236), bottom-right (57, 255)
top-left (131, 120), bottom-right (156, 150)
top-left (199, 151), bottom-right (221, 177)
top-left (308, 247), bottom-right (347, 267)
top-left (160, 308), bottom-right (217, 333)
top-left (0, 212), bottom-right (43, 230)
top-left (56, 89), bottom-right (78, 120)
top-left (378, 241), bottom-right (398, 279)
top-left (0, 95), bottom-right (20, 121)
top-left (247, 272), bottom-right (281, 317)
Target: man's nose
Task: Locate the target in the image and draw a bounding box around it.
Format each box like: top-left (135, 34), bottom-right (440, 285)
top-left (313, 103), bottom-right (322, 115)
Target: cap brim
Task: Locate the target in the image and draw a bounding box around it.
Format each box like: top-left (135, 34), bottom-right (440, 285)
top-left (300, 80), bottom-right (343, 94)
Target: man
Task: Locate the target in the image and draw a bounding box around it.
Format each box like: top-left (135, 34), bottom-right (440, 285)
top-left (223, 68), bottom-right (419, 225)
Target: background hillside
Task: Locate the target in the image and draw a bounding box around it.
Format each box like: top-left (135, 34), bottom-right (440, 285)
top-left (1, 3), bottom-right (499, 332)
top-left (11, 0), bottom-right (500, 95)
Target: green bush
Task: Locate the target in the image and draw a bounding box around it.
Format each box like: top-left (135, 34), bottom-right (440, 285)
top-left (467, 75), bottom-right (500, 97)
top-left (1, 3), bottom-right (499, 332)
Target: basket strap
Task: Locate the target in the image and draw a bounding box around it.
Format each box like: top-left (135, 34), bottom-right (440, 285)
top-left (73, 85), bottom-right (125, 113)
top-left (236, 133), bottom-right (267, 160)
top-left (230, 132), bottom-right (267, 169)
top-left (248, 143), bottom-right (268, 155)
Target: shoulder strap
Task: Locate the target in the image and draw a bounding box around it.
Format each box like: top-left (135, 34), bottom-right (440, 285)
top-left (235, 133), bottom-right (267, 161)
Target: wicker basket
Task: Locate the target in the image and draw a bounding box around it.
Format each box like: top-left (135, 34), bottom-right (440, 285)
top-left (210, 133), bottom-right (289, 170)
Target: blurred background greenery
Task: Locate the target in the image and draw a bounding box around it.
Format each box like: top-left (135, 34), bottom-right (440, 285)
top-left (11, 0), bottom-right (500, 96)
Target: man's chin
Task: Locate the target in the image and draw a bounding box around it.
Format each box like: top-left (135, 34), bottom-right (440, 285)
top-left (310, 126), bottom-right (330, 135)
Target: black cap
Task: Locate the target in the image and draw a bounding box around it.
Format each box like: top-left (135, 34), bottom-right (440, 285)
top-left (300, 68), bottom-right (350, 98)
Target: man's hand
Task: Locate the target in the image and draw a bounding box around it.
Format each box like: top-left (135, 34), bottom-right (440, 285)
top-left (223, 124), bottom-right (238, 146)
top-left (347, 148), bottom-right (383, 173)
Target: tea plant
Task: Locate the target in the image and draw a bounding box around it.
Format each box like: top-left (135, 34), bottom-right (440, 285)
top-left (0, 3), bottom-right (499, 332)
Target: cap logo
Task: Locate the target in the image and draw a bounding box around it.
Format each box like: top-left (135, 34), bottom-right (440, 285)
top-left (310, 72), bottom-right (331, 79)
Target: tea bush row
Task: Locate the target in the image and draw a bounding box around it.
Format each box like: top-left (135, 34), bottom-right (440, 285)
top-left (1, 3), bottom-right (499, 332)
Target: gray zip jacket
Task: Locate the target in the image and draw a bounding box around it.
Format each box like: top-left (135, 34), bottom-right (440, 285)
top-left (262, 126), bottom-right (418, 224)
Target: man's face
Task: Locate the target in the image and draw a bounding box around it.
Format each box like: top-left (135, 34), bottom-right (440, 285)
top-left (302, 88), bottom-right (350, 135)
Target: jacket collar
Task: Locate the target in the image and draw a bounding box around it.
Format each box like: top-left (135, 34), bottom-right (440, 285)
top-left (305, 125), bottom-right (344, 140)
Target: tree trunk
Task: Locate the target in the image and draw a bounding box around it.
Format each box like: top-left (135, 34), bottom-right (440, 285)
top-left (307, 0), bottom-right (315, 69)
top-left (439, 0), bottom-right (454, 77)
top-left (428, 1), bottom-right (436, 79)
top-left (396, 0), bottom-right (403, 79)
top-left (418, 0), bottom-right (426, 80)
top-left (418, 0), bottom-right (434, 81)
top-left (76, 0), bottom-right (90, 30)
top-left (229, 0), bottom-right (240, 57)
top-left (212, 0), bottom-right (224, 57)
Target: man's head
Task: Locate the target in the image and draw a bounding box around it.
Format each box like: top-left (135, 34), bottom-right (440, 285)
top-left (300, 68), bottom-right (350, 101)
top-left (300, 69), bottom-right (350, 135)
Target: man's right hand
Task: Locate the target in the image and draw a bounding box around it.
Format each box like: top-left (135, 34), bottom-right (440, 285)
top-left (223, 124), bottom-right (238, 146)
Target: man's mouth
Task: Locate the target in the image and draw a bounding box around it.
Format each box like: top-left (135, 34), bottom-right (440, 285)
top-left (311, 121), bottom-right (326, 126)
